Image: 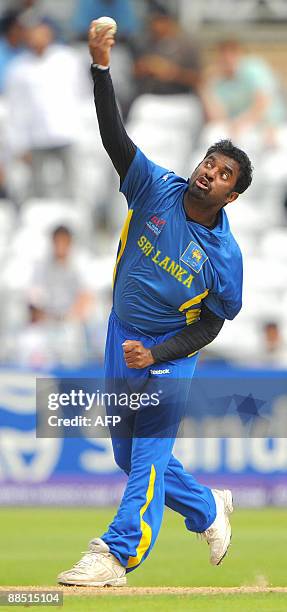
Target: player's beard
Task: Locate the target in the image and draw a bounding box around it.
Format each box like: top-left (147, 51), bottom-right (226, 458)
top-left (188, 182), bottom-right (210, 201)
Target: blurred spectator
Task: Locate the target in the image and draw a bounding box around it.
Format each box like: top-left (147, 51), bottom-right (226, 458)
top-left (71, 0), bottom-right (139, 40)
top-left (4, 18), bottom-right (83, 199)
top-left (31, 225), bottom-right (93, 322)
top-left (132, 4), bottom-right (202, 98)
top-left (20, 225), bottom-right (96, 366)
top-left (6, 296), bottom-right (92, 369)
top-left (126, 4), bottom-right (203, 173)
top-left (261, 322), bottom-right (287, 367)
top-left (0, 10), bottom-right (24, 93)
top-left (14, 3), bottom-right (69, 41)
top-left (250, 322), bottom-right (287, 368)
top-left (19, 1), bottom-right (38, 9)
top-left (200, 39), bottom-right (286, 153)
top-left (11, 302), bottom-right (54, 368)
top-left (176, 0), bottom-right (258, 28)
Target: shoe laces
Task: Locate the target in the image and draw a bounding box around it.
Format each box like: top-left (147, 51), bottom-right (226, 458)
top-left (197, 527), bottom-right (215, 543)
top-left (71, 550), bottom-right (103, 573)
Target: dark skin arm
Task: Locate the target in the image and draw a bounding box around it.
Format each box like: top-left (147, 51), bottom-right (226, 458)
top-left (123, 339), bottom-right (155, 369)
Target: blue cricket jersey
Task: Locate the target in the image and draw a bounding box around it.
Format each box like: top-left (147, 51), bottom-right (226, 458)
top-left (113, 148), bottom-right (243, 335)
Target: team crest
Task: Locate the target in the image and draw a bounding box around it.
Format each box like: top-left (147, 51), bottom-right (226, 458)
top-left (180, 241), bottom-right (208, 273)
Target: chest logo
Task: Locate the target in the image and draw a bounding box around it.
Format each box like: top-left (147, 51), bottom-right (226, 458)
top-left (146, 215), bottom-right (166, 237)
top-left (180, 241), bottom-right (208, 274)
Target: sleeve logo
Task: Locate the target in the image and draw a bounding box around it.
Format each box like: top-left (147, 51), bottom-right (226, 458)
top-left (162, 173), bottom-right (171, 182)
top-left (180, 241), bottom-right (208, 273)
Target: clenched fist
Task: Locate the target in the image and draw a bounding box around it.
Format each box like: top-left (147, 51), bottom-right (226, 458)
top-left (88, 20), bottom-right (115, 66)
top-left (123, 340), bottom-right (155, 370)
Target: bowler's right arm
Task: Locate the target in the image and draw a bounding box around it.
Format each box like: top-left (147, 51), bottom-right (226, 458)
top-left (89, 21), bottom-right (136, 184)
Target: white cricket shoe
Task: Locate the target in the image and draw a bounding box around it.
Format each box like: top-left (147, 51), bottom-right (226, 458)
top-left (200, 489), bottom-right (233, 566)
top-left (57, 538), bottom-right (127, 587)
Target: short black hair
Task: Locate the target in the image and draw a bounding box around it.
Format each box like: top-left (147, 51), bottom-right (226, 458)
top-left (52, 225), bottom-right (72, 239)
top-left (263, 321), bottom-right (279, 331)
top-left (149, 1), bottom-right (176, 19)
top-left (0, 10), bottom-right (20, 35)
top-left (204, 139), bottom-right (253, 194)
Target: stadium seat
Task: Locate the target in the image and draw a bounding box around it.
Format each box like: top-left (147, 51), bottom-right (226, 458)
top-left (74, 157), bottom-right (113, 209)
top-left (0, 200), bottom-right (16, 262)
top-left (108, 190), bottom-right (130, 234)
top-left (0, 96), bottom-right (8, 130)
top-left (75, 101), bottom-right (116, 209)
top-left (0, 252), bottom-right (35, 291)
top-left (241, 289), bottom-right (285, 323)
top-left (0, 290), bottom-right (28, 345)
top-left (127, 123), bottom-right (192, 175)
top-left (7, 228), bottom-right (49, 264)
top-left (232, 232), bottom-right (257, 258)
top-left (260, 228), bottom-right (287, 260)
top-left (0, 199), bottom-right (16, 235)
top-left (127, 94), bottom-right (203, 175)
top-left (208, 318), bottom-right (261, 362)
top-left (227, 200), bottom-right (277, 233)
top-left (85, 256), bottom-right (115, 291)
top-left (265, 0), bottom-right (287, 18)
top-left (244, 256), bottom-right (287, 292)
top-left (259, 147), bottom-right (287, 185)
top-left (76, 101), bottom-right (108, 156)
top-left (128, 94), bottom-right (202, 129)
top-left (177, 0), bottom-right (257, 27)
top-left (19, 199), bottom-right (89, 238)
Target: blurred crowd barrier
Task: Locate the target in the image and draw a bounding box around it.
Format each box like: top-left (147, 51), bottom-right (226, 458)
top-left (0, 0), bottom-right (286, 369)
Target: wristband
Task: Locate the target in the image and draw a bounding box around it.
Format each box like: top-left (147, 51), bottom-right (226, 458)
top-left (91, 63), bottom-right (110, 71)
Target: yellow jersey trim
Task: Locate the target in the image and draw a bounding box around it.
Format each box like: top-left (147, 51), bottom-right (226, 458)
top-left (113, 209), bottom-right (133, 286)
top-left (186, 307), bottom-right (201, 326)
top-left (127, 464), bottom-right (156, 569)
top-left (179, 289), bottom-right (209, 313)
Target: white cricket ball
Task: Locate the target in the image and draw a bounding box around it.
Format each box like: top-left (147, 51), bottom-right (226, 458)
top-left (95, 16), bottom-right (117, 35)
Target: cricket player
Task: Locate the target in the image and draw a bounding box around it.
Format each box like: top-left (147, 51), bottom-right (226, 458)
top-left (58, 22), bottom-right (253, 587)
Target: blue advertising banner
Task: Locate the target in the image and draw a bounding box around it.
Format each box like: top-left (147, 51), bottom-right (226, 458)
top-left (0, 365), bottom-right (286, 507)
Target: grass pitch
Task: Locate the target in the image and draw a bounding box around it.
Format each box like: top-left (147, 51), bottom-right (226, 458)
top-left (0, 507), bottom-right (286, 610)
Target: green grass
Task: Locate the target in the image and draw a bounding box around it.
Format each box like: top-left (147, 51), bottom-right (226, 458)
top-left (1, 594), bottom-right (287, 612)
top-left (0, 507), bottom-right (286, 610)
top-left (59, 594), bottom-right (287, 612)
